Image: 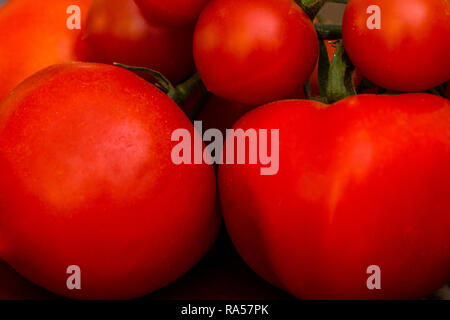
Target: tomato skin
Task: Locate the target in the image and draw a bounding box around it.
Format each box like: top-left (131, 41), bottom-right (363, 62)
top-left (219, 94), bottom-right (450, 299)
top-left (0, 0), bottom-right (92, 101)
top-left (134, 0), bottom-right (210, 26)
top-left (193, 0), bottom-right (318, 106)
top-left (84, 0), bottom-right (195, 84)
top-left (0, 63), bottom-right (219, 299)
top-left (343, 0), bottom-right (450, 92)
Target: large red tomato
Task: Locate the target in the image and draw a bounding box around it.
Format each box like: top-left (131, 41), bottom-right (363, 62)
top-left (219, 94), bottom-right (450, 299)
top-left (0, 62), bottom-right (219, 299)
top-left (343, 0), bottom-right (450, 92)
top-left (134, 0), bottom-right (210, 26)
top-left (0, 0), bottom-right (92, 101)
top-left (84, 0), bottom-right (195, 84)
top-left (193, 0), bottom-right (318, 106)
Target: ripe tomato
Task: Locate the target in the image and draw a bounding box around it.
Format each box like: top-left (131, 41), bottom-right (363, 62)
top-left (84, 0), bottom-right (195, 84)
top-left (0, 0), bottom-right (92, 101)
top-left (343, 0), bottom-right (450, 92)
top-left (193, 0), bottom-right (318, 106)
top-left (219, 94), bottom-right (450, 299)
top-left (134, 0), bottom-right (210, 26)
top-left (0, 62), bottom-right (219, 299)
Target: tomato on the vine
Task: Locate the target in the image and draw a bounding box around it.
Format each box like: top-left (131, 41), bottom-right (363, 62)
top-left (343, 0), bottom-right (450, 92)
top-left (84, 0), bottom-right (195, 84)
top-left (194, 0), bottom-right (318, 106)
top-left (0, 62), bottom-right (219, 299)
top-left (219, 94), bottom-right (450, 299)
top-left (134, 0), bottom-right (210, 26)
top-left (0, 0), bottom-right (92, 101)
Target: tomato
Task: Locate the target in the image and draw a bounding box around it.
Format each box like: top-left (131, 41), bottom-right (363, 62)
top-left (0, 62), bottom-right (219, 299)
top-left (193, 0), bottom-right (318, 106)
top-left (343, 0), bottom-right (450, 92)
top-left (84, 0), bottom-right (195, 84)
top-left (134, 0), bottom-right (210, 26)
top-left (219, 94), bottom-right (450, 299)
top-left (0, 0), bottom-right (92, 101)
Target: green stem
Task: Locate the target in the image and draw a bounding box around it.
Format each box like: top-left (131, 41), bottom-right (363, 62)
top-left (304, 80), bottom-right (312, 100)
top-left (326, 40), bottom-right (356, 103)
top-left (175, 73), bottom-right (202, 104)
top-left (113, 63), bottom-right (202, 105)
top-left (318, 40), bottom-right (331, 97)
top-left (314, 23), bottom-right (342, 40)
top-left (295, 0), bottom-right (326, 20)
top-left (295, 0), bottom-right (348, 20)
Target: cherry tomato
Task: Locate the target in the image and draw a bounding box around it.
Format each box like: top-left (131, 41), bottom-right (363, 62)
top-left (84, 0), bottom-right (195, 84)
top-left (193, 0), bottom-right (318, 106)
top-left (134, 0), bottom-right (210, 26)
top-left (0, 62), bottom-right (219, 299)
top-left (0, 0), bottom-right (92, 101)
top-left (343, 0), bottom-right (450, 92)
top-left (219, 94), bottom-right (450, 299)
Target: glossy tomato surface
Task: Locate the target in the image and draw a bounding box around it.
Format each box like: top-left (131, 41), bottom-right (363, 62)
top-left (343, 0), bottom-right (450, 92)
top-left (219, 94), bottom-right (450, 299)
top-left (0, 62), bottom-right (219, 299)
top-left (134, 0), bottom-right (210, 26)
top-left (194, 0), bottom-right (318, 106)
top-left (84, 0), bottom-right (195, 84)
top-left (0, 0), bottom-right (92, 101)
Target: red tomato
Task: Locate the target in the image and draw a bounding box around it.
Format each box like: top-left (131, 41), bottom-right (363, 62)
top-left (343, 0), bottom-right (450, 92)
top-left (0, 62), bottom-right (219, 299)
top-left (219, 94), bottom-right (450, 299)
top-left (0, 0), bottom-right (92, 101)
top-left (84, 0), bottom-right (195, 84)
top-left (134, 0), bottom-right (210, 26)
top-left (193, 0), bottom-right (318, 106)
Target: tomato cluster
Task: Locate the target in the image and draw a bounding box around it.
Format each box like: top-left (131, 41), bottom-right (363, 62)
top-left (0, 0), bottom-right (448, 300)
